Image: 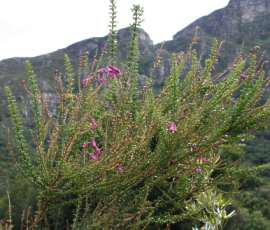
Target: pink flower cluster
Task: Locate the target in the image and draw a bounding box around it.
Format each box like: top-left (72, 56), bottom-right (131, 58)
top-left (82, 139), bottom-right (102, 161)
top-left (81, 65), bottom-right (121, 87)
top-left (240, 73), bottom-right (248, 81)
top-left (195, 167), bottom-right (203, 174)
top-left (116, 164), bottom-right (124, 173)
top-left (97, 65), bottom-right (121, 84)
top-left (80, 118), bottom-right (102, 161)
top-left (167, 122), bottom-right (177, 134)
top-left (89, 139), bottom-right (102, 161)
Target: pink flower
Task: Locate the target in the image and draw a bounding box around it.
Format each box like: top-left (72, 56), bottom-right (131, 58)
top-left (91, 139), bottom-right (98, 150)
top-left (167, 122), bottom-right (177, 133)
top-left (108, 65), bottom-right (121, 79)
top-left (116, 164), bottom-right (124, 173)
top-left (88, 140), bottom-right (102, 161)
top-left (240, 73), bottom-right (248, 81)
top-left (89, 152), bottom-right (101, 161)
top-left (90, 118), bottom-right (97, 130)
top-left (82, 142), bottom-right (89, 149)
top-left (89, 148), bottom-right (102, 161)
top-left (90, 139), bottom-right (102, 153)
top-left (97, 66), bottom-right (121, 81)
top-left (94, 147), bottom-right (101, 156)
top-left (195, 167), bottom-right (203, 174)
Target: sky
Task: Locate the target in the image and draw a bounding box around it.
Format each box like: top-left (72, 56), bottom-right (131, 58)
top-left (0, 0), bottom-right (230, 61)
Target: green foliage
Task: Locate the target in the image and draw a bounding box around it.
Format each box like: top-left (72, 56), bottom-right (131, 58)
top-left (107, 0), bottom-right (118, 64)
top-left (127, 4), bottom-right (144, 78)
top-left (190, 190), bottom-right (235, 230)
top-left (125, 4), bottom-right (144, 116)
top-left (2, 1), bottom-right (270, 229)
top-left (4, 87), bottom-right (32, 178)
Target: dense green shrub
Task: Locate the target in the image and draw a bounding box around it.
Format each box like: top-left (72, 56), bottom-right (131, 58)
top-left (2, 1), bottom-right (270, 229)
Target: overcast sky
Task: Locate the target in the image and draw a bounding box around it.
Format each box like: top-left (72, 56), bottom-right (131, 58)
top-left (0, 0), bottom-right (230, 61)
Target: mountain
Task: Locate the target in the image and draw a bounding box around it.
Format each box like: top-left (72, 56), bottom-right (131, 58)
top-left (169, 0), bottom-right (270, 46)
top-left (162, 0), bottom-right (270, 67)
top-left (1, 0), bottom-right (270, 137)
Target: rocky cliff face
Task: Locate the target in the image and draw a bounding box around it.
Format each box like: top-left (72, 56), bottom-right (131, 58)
top-left (157, 0), bottom-right (270, 76)
top-left (229, 0), bottom-right (270, 22)
top-left (172, 0), bottom-right (270, 42)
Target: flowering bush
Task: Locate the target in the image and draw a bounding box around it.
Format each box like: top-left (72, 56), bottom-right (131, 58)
top-left (3, 1), bottom-right (270, 229)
